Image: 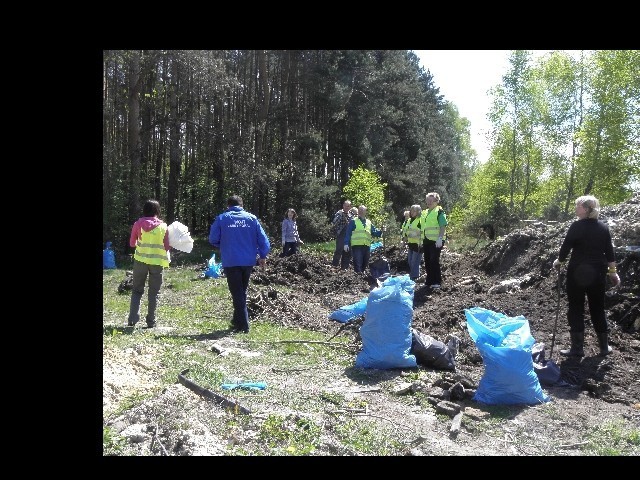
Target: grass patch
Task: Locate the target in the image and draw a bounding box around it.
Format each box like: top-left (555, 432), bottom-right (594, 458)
top-left (103, 426), bottom-right (128, 456)
top-left (334, 419), bottom-right (404, 455)
top-left (583, 419), bottom-right (640, 455)
top-left (258, 414), bottom-right (322, 455)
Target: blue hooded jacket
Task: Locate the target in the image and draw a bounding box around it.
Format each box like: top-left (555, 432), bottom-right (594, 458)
top-left (209, 206), bottom-right (271, 268)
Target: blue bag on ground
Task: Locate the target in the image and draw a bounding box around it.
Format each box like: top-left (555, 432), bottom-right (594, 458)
top-left (204, 253), bottom-right (223, 278)
top-left (465, 307), bottom-right (549, 405)
top-left (355, 275), bottom-right (417, 369)
top-left (103, 241), bottom-right (116, 269)
top-left (370, 241), bottom-right (383, 252)
top-left (329, 297), bottom-right (368, 323)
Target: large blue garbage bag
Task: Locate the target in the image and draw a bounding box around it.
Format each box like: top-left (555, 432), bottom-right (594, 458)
top-left (328, 297), bottom-right (368, 323)
top-left (355, 275), bottom-right (416, 369)
top-left (465, 307), bottom-right (549, 405)
top-left (103, 241), bottom-right (116, 269)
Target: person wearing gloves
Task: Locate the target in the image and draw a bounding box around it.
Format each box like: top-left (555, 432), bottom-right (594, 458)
top-left (281, 208), bottom-right (303, 257)
top-left (552, 195), bottom-right (620, 356)
top-left (343, 205), bottom-right (383, 274)
top-left (127, 199), bottom-right (170, 328)
top-left (209, 195), bottom-right (271, 334)
top-left (422, 192), bottom-right (448, 290)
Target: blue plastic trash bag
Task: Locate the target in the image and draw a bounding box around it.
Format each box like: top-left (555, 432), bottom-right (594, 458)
top-left (329, 297), bottom-right (368, 323)
top-left (221, 380), bottom-right (267, 391)
top-left (370, 241), bottom-right (383, 252)
top-left (204, 253), bottom-right (223, 278)
top-left (464, 307), bottom-right (549, 405)
top-left (355, 275), bottom-right (417, 369)
top-left (103, 241), bottom-right (116, 269)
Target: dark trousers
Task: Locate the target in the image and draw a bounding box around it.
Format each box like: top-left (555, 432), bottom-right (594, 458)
top-left (566, 264), bottom-right (608, 333)
top-left (225, 266), bottom-right (253, 331)
top-left (351, 245), bottom-right (370, 273)
top-left (423, 239), bottom-right (443, 286)
top-left (332, 229), bottom-right (351, 269)
top-left (281, 242), bottom-right (298, 257)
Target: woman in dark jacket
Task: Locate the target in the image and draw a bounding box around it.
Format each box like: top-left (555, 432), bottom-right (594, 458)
top-left (552, 195), bottom-right (620, 356)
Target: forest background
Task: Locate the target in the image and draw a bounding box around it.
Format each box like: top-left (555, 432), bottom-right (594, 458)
top-left (102, 50), bottom-right (639, 253)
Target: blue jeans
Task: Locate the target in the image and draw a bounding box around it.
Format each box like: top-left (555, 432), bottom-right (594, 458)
top-left (225, 266), bottom-right (253, 331)
top-left (351, 245), bottom-right (370, 273)
top-left (407, 247), bottom-right (422, 280)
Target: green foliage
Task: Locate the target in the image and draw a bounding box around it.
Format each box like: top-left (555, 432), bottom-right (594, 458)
top-left (305, 240), bottom-right (336, 254)
top-left (296, 208), bottom-right (334, 243)
top-left (343, 166), bottom-right (387, 227)
top-left (103, 426), bottom-right (128, 455)
top-left (460, 50), bottom-right (638, 232)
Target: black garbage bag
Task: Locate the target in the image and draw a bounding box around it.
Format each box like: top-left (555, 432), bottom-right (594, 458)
top-left (532, 342), bottom-right (566, 387)
top-left (410, 328), bottom-right (455, 370)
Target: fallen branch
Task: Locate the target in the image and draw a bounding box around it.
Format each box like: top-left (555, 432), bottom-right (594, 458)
top-left (150, 423), bottom-right (170, 456)
top-left (178, 368), bottom-right (251, 415)
top-left (349, 387), bottom-right (381, 393)
top-left (247, 339), bottom-right (356, 351)
top-left (271, 367), bottom-right (311, 373)
top-left (327, 407), bottom-right (368, 414)
top-left (352, 412), bottom-right (414, 431)
top-left (557, 441), bottom-right (589, 449)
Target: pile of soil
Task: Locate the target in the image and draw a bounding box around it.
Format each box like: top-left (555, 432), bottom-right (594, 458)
top-left (250, 192), bottom-right (640, 406)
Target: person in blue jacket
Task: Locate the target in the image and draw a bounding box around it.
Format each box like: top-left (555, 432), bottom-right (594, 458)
top-left (344, 205), bottom-right (383, 274)
top-left (209, 195), bottom-right (271, 333)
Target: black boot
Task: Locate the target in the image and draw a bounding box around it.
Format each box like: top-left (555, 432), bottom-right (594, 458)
top-left (560, 331), bottom-right (584, 357)
top-left (596, 332), bottom-right (613, 356)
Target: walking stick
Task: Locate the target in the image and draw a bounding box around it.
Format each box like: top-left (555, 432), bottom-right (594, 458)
top-left (549, 271), bottom-right (561, 360)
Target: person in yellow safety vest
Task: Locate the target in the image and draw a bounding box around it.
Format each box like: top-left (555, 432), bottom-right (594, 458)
top-left (400, 210), bottom-right (410, 245)
top-left (403, 205), bottom-right (423, 281)
top-left (422, 192), bottom-right (448, 290)
top-left (128, 199), bottom-right (171, 328)
top-left (344, 205), bottom-right (383, 273)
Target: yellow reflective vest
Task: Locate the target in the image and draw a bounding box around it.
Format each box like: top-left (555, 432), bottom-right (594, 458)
top-left (351, 218), bottom-right (373, 246)
top-left (422, 206), bottom-right (446, 241)
top-left (134, 223), bottom-right (170, 267)
top-left (405, 217), bottom-right (423, 245)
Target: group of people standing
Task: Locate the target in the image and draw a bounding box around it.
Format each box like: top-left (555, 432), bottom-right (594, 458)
top-left (329, 192), bottom-right (449, 288)
top-left (124, 192), bottom-right (619, 358)
top-left (331, 200), bottom-right (384, 273)
top-left (400, 192), bottom-right (448, 290)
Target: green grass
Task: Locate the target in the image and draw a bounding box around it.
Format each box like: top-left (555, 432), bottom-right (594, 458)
top-left (583, 419), bottom-right (640, 455)
top-left (258, 414), bottom-right (322, 455)
top-left (103, 426), bottom-right (129, 455)
top-left (334, 419), bottom-right (404, 455)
